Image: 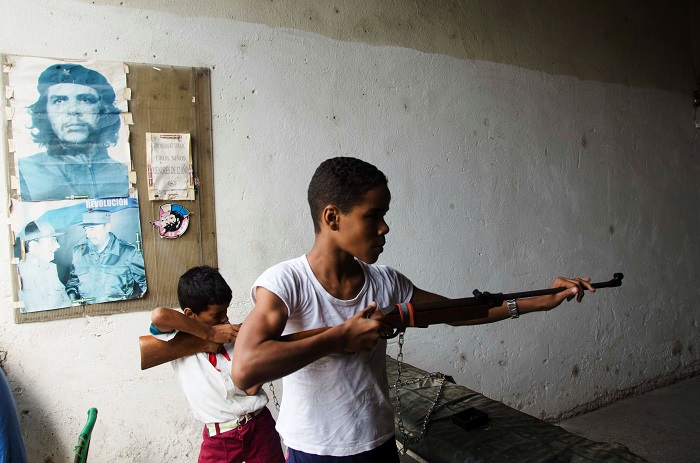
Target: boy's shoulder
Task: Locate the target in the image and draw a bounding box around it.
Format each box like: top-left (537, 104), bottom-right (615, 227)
top-left (259, 256), bottom-right (404, 281)
top-left (258, 255), bottom-right (308, 279)
top-left (252, 255), bottom-right (309, 297)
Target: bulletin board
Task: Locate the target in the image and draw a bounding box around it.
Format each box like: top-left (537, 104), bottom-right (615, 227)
top-left (3, 58), bottom-right (217, 323)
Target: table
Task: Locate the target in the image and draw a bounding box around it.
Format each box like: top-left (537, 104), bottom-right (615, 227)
top-left (387, 356), bottom-right (649, 463)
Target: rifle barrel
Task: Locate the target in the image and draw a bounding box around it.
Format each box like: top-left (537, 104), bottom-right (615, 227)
top-left (499, 272), bottom-right (624, 302)
top-left (385, 273), bottom-right (624, 314)
top-left (280, 273), bottom-right (624, 342)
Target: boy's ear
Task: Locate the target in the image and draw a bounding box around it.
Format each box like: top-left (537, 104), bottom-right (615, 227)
top-left (183, 308), bottom-right (196, 319)
top-left (322, 205), bottom-right (340, 231)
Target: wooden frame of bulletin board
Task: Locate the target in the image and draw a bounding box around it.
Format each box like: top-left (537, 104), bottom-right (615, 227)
top-left (3, 58), bottom-right (217, 323)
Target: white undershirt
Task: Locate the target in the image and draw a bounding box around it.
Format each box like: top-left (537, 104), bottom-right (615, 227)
top-left (252, 255), bottom-right (413, 456)
top-left (151, 322), bottom-right (269, 424)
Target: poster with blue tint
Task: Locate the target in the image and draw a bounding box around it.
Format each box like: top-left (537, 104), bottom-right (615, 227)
top-left (10, 197), bottom-right (146, 312)
top-left (5, 55), bottom-right (132, 201)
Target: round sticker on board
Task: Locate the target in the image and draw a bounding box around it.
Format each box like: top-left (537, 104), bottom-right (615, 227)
top-left (151, 203), bottom-right (190, 239)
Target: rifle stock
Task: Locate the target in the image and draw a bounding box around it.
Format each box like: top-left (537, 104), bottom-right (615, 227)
top-left (139, 332), bottom-right (220, 370)
top-left (280, 273), bottom-right (623, 342)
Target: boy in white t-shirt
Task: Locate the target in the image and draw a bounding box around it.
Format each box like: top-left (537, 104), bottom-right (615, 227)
top-left (149, 266), bottom-right (284, 463)
top-left (231, 156), bottom-right (595, 462)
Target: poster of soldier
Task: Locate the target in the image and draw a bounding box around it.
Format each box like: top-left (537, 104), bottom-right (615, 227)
top-left (5, 55), bottom-right (132, 201)
top-left (10, 197), bottom-right (146, 312)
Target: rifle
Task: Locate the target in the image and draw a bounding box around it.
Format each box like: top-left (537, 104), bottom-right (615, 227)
top-left (280, 273), bottom-right (624, 342)
top-left (139, 273), bottom-right (623, 370)
top-left (139, 332), bottom-right (221, 370)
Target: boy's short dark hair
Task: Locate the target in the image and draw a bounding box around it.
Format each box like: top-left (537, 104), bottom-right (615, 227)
top-left (177, 266), bottom-right (232, 314)
top-left (307, 157), bottom-right (388, 232)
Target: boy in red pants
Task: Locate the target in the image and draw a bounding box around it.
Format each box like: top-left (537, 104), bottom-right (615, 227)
top-left (150, 266), bottom-right (284, 463)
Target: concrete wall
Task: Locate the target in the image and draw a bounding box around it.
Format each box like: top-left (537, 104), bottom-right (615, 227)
top-left (1, 1), bottom-right (698, 460)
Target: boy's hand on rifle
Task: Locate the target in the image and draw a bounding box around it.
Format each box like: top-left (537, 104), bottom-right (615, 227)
top-left (208, 323), bottom-right (241, 344)
top-left (541, 276), bottom-right (595, 310)
top-left (338, 302), bottom-right (391, 353)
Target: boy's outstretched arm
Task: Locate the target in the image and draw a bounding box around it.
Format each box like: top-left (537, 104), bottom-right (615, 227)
top-left (231, 287), bottom-right (392, 391)
top-left (151, 307), bottom-right (239, 344)
top-left (411, 276), bottom-right (595, 326)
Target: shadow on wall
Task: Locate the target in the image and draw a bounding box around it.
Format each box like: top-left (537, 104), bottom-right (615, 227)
top-left (109, 0), bottom-right (699, 93)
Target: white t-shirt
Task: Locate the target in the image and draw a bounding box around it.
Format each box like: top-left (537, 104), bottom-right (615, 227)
top-left (151, 321), bottom-right (269, 425)
top-left (252, 255), bottom-right (413, 456)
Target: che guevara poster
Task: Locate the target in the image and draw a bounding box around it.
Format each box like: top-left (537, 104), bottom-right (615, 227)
top-left (5, 55), bottom-right (132, 201)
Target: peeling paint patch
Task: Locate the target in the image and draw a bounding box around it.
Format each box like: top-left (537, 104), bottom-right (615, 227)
top-left (572, 364), bottom-right (580, 377)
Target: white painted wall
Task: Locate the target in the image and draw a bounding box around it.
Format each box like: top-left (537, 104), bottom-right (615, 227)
top-left (1, 1), bottom-right (698, 461)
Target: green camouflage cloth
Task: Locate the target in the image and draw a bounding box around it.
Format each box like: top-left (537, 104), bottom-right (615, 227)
top-left (387, 356), bottom-right (648, 463)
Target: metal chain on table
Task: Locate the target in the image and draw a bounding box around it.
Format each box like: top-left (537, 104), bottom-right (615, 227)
top-left (268, 382), bottom-right (281, 411)
top-left (391, 332), bottom-right (446, 452)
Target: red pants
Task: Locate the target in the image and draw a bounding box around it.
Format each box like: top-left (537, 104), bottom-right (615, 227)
top-left (198, 407), bottom-right (285, 463)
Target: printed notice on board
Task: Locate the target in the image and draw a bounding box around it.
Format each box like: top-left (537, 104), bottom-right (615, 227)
top-left (146, 133), bottom-right (195, 201)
